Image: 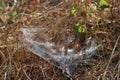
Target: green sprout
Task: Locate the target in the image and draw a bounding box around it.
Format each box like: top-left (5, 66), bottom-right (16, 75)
top-left (88, 7), bottom-right (94, 14)
top-left (74, 22), bottom-right (87, 35)
top-left (98, 0), bottom-right (110, 10)
top-left (70, 5), bottom-right (77, 15)
top-left (11, 11), bottom-right (19, 22)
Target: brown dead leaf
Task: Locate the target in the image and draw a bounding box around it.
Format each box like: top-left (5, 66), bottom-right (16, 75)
top-left (0, 13), bottom-right (10, 23)
top-left (74, 43), bottom-right (79, 52)
top-left (15, 28), bottom-right (20, 32)
top-left (7, 36), bottom-right (14, 42)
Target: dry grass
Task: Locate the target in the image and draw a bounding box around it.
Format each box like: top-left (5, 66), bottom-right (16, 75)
top-left (0, 0), bottom-right (120, 80)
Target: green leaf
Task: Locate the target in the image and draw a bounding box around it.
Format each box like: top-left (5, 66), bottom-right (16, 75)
top-left (99, 0), bottom-right (109, 10)
top-left (70, 54), bottom-right (73, 62)
top-left (74, 22), bottom-right (87, 34)
top-left (71, 5), bottom-right (77, 15)
top-left (76, 22), bottom-right (82, 32)
top-left (88, 7), bottom-right (94, 14)
top-left (77, 22), bottom-right (86, 33)
top-left (12, 11), bottom-right (18, 16)
top-left (11, 11), bottom-right (19, 22)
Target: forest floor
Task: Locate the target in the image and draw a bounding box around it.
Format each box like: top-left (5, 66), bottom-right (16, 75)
top-left (0, 0), bottom-right (120, 80)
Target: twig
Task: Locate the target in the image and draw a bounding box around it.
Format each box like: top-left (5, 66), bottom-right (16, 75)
top-left (0, 65), bottom-right (7, 75)
top-left (4, 72), bottom-right (7, 80)
top-left (0, 50), bottom-right (5, 62)
top-left (0, 45), bottom-right (14, 48)
top-left (117, 60), bottom-right (120, 80)
top-left (22, 68), bottom-right (32, 80)
top-left (39, 66), bottom-right (47, 80)
top-left (113, 59), bottom-right (120, 71)
top-left (103, 35), bottom-right (120, 79)
top-left (18, 74), bottom-right (24, 80)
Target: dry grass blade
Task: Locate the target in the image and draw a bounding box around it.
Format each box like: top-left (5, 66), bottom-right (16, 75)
top-left (0, 45), bottom-right (14, 48)
top-left (39, 66), bottom-right (47, 80)
top-left (103, 35), bottom-right (120, 79)
top-left (0, 50), bottom-right (5, 62)
top-left (22, 68), bottom-right (32, 80)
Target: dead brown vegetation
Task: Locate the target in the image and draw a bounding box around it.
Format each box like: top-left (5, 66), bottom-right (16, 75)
top-left (0, 0), bottom-right (119, 80)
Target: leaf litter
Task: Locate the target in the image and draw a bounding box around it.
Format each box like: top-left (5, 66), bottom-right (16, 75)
top-left (0, 0), bottom-right (119, 80)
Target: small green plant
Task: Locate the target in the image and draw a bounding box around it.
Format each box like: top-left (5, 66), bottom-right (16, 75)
top-left (88, 7), bottom-right (94, 14)
top-left (11, 11), bottom-right (19, 22)
top-left (98, 0), bottom-right (110, 10)
top-left (74, 22), bottom-right (86, 34)
top-left (70, 4), bottom-right (77, 15)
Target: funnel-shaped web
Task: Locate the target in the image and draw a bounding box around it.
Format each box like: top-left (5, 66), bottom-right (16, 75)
top-left (20, 28), bottom-right (101, 79)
